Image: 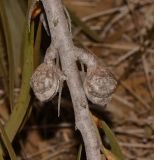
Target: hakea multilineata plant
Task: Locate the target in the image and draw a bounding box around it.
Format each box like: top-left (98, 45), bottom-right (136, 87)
top-left (30, 45), bottom-right (117, 120)
top-left (30, 45), bottom-right (117, 106)
top-left (29, 0), bottom-right (117, 160)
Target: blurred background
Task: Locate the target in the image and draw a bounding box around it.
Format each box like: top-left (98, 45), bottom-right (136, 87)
top-left (0, 0), bottom-right (154, 159)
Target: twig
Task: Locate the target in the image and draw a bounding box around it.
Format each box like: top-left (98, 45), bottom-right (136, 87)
top-left (100, 7), bottom-right (128, 40)
top-left (100, 1), bottom-right (154, 40)
top-left (120, 80), bottom-right (151, 110)
top-left (113, 46), bottom-right (140, 66)
top-left (119, 142), bottom-right (154, 149)
top-left (42, 147), bottom-right (74, 160)
top-left (28, 0), bottom-right (117, 160)
top-left (68, 8), bottom-right (102, 42)
top-left (24, 141), bottom-right (77, 160)
top-left (41, 2), bottom-right (100, 159)
top-left (114, 73), bottom-right (151, 110)
top-left (74, 6), bottom-right (127, 39)
top-left (24, 123), bottom-right (73, 130)
top-left (82, 6), bottom-right (126, 22)
top-left (114, 127), bottom-right (145, 135)
top-left (113, 94), bottom-right (134, 108)
top-left (142, 54), bottom-right (154, 99)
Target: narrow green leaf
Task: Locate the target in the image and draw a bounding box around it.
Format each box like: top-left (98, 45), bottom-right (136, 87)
top-left (0, 58), bottom-right (8, 97)
top-left (28, 0), bottom-right (33, 8)
top-left (89, 112), bottom-right (117, 160)
top-left (0, 148), bottom-right (4, 160)
top-left (0, 122), bottom-right (17, 160)
top-left (4, 23), bottom-right (34, 142)
top-left (101, 121), bottom-right (124, 160)
top-left (0, 0), bottom-right (25, 88)
top-left (67, 8), bottom-right (102, 42)
top-left (0, 0), bottom-right (15, 110)
top-left (0, 25), bottom-right (9, 100)
top-left (77, 144), bottom-right (82, 160)
top-left (0, 63), bottom-right (8, 98)
top-left (0, 154), bottom-right (3, 160)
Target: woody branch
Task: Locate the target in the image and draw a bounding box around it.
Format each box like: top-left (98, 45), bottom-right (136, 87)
top-left (30, 0), bottom-right (117, 160)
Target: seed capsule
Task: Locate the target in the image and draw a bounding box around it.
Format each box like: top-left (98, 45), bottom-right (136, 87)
top-left (84, 66), bottom-right (117, 106)
top-left (30, 63), bottom-right (65, 102)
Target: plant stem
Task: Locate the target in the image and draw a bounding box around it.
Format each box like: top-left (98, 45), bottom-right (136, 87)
top-left (42, 0), bottom-right (101, 159)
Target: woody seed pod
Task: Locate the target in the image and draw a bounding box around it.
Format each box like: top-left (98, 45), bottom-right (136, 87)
top-left (30, 62), bottom-right (65, 102)
top-left (84, 65), bottom-right (117, 106)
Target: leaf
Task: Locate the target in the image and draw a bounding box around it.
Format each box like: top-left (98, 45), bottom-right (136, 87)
top-left (0, 122), bottom-right (17, 160)
top-left (4, 22), bottom-right (34, 142)
top-left (77, 144), bottom-right (82, 160)
top-left (0, 29), bottom-right (9, 98)
top-left (103, 148), bottom-right (119, 160)
top-left (100, 121), bottom-right (124, 160)
top-left (0, 0), bottom-right (25, 86)
top-left (0, 0), bottom-right (15, 110)
top-left (89, 112), bottom-right (118, 160)
top-left (0, 146), bottom-right (4, 160)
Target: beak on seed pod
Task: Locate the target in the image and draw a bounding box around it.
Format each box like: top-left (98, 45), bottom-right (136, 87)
top-left (30, 62), bottom-right (65, 102)
top-left (83, 65), bottom-right (117, 106)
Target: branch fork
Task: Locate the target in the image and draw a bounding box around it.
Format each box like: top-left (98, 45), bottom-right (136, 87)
top-left (28, 1), bottom-right (117, 160)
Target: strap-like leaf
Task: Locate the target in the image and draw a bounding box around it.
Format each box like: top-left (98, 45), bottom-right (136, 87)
top-left (0, 122), bottom-right (17, 160)
top-left (101, 121), bottom-right (124, 160)
top-left (4, 23), bottom-right (34, 142)
top-left (0, 29), bottom-right (9, 99)
top-left (0, 150), bottom-right (4, 160)
top-left (89, 112), bottom-right (119, 160)
top-left (77, 144), bottom-right (82, 160)
top-left (0, 0), bottom-right (15, 110)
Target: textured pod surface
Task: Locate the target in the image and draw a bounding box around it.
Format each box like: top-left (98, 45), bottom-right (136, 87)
top-left (84, 66), bottom-right (117, 106)
top-left (30, 63), bottom-right (64, 102)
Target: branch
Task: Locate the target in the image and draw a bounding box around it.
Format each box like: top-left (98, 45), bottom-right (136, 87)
top-left (29, 0), bottom-right (117, 159)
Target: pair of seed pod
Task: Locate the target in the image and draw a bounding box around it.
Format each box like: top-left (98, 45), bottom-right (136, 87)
top-left (83, 65), bottom-right (117, 106)
top-left (30, 62), bottom-right (65, 102)
top-left (30, 52), bottom-right (117, 106)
